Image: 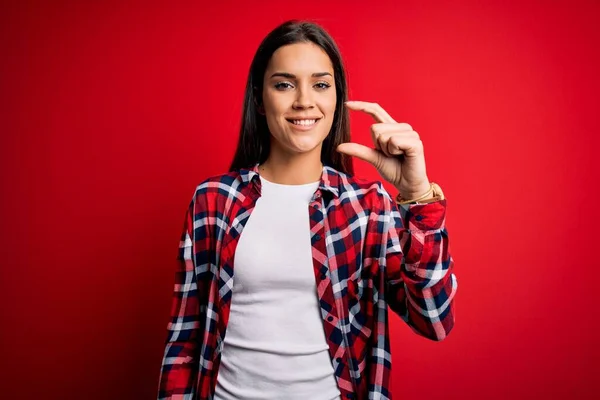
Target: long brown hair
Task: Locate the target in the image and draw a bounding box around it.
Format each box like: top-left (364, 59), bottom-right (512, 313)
top-left (228, 20), bottom-right (354, 175)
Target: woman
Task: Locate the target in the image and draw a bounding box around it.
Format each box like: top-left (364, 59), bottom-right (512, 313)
top-left (158, 20), bottom-right (457, 400)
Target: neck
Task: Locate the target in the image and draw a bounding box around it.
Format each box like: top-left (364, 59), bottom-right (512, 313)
top-left (259, 148), bottom-right (323, 185)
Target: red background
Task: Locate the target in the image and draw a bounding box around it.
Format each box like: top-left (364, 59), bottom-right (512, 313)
top-left (1, 1), bottom-right (599, 399)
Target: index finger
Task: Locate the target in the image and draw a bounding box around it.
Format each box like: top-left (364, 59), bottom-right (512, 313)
top-left (345, 101), bottom-right (397, 124)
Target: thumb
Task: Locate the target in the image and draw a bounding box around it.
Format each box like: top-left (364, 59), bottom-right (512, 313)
top-left (336, 143), bottom-right (381, 166)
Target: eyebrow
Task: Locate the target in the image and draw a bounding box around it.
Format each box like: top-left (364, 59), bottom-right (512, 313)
top-left (270, 72), bottom-right (333, 79)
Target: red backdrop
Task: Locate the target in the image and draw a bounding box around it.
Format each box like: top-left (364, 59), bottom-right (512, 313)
top-left (2, 1), bottom-right (599, 399)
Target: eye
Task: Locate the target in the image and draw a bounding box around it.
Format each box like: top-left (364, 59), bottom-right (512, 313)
top-left (314, 81), bottom-right (331, 90)
top-left (274, 81), bottom-right (294, 90)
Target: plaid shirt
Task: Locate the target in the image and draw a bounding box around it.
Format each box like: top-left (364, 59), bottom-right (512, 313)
top-left (158, 163), bottom-right (457, 400)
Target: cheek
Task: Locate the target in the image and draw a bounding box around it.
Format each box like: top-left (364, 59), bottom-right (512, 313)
top-left (263, 94), bottom-right (289, 123)
top-left (322, 97), bottom-right (337, 125)
top-left (323, 92), bottom-right (337, 116)
top-left (263, 102), bottom-right (290, 137)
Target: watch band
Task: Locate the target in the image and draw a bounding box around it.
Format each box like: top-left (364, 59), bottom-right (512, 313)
top-left (396, 182), bottom-right (445, 205)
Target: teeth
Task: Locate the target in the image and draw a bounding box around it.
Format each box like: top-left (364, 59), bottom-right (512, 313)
top-left (292, 119), bottom-right (317, 126)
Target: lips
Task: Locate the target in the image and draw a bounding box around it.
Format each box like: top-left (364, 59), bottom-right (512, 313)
top-left (290, 119), bottom-right (317, 126)
top-left (285, 117), bottom-right (322, 129)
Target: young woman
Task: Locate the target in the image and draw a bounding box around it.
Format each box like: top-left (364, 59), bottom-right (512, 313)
top-left (158, 20), bottom-right (457, 400)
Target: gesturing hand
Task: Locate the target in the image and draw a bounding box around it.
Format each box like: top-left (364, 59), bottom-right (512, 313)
top-left (336, 101), bottom-right (431, 200)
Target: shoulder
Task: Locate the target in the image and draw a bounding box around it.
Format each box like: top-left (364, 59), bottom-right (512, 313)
top-left (182, 169), bottom-right (248, 210)
top-left (195, 170), bottom-right (243, 194)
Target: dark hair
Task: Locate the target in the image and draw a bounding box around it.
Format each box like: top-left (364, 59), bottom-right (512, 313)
top-left (228, 20), bottom-right (354, 175)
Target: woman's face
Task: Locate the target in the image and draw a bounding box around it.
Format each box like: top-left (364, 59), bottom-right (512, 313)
top-left (262, 42), bottom-right (337, 158)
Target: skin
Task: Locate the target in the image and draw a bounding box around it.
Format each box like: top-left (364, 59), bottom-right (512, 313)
top-left (258, 42), bottom-right (432, 200)
top-left (338, 101), bottom-right (431, 199)
top-left (258, 42), bottom-right (336, 185)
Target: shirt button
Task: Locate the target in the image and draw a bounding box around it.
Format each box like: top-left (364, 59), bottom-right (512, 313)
top-left (415, 215), bottom-right (423, 221)
top-left (336, 357), bottom-right (342, 363)
top-left (346, 394), bottom-right (354, 399)
top-left (313, 204), bottom-right (319, 209)
top-left (327, 316), bottom-right (334, 322)
top-left (314, 234), bottom-right (321, 241)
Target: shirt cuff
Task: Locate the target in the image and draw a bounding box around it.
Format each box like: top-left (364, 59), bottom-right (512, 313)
top-left (396, 199), bottom-right (447, 231)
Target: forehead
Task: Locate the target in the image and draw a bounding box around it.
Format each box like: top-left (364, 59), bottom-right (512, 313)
top-left (266, 42), bottom-right (334, 75)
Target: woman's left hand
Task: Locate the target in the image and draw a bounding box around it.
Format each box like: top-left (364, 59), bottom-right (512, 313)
top-left (336, 100), bottom-right (431, 200)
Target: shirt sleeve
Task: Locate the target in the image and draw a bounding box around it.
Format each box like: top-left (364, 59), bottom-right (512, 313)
top-left (382, 187), bottom-right (457, 341)
top-left (157, 197), bottom-right (203, 399)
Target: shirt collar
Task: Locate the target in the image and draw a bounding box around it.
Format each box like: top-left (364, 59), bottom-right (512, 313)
top-left (239, 162), bottom-right (341, 198)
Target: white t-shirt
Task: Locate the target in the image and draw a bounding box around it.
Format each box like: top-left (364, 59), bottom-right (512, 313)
top-left (213, 175), bottom-right (341, 400)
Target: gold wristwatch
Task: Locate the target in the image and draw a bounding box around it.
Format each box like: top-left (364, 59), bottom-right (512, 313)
top-left (396, 182), bottom-right (445, 205)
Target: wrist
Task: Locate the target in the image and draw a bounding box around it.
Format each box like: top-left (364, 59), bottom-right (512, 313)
top-left (396, 182), bottom-right (445, 205)
top-left (396, 181), bottom-right (431, 200)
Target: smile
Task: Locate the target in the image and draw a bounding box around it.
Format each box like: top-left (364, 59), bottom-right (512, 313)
top-left (286, 118), bottom-right (321, 130)
top-left (290, 119), bottom-right (317, 126)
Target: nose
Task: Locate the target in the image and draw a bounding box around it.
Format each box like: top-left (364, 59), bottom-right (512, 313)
top-left (292, 84), bottom-right (315, 110)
